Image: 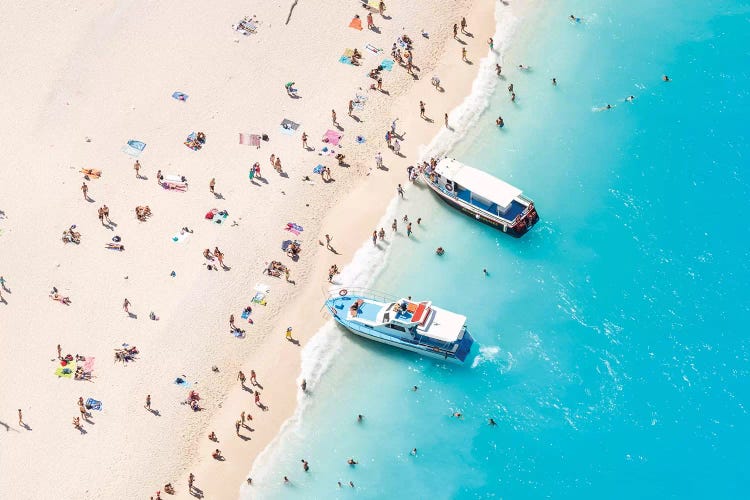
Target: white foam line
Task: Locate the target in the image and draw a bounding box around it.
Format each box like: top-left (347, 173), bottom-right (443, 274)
top-left (246, 196), bottom-right (401, 489)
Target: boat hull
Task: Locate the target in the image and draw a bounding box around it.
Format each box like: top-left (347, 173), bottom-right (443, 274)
top-left (423, 175), bottom-right (539, 237)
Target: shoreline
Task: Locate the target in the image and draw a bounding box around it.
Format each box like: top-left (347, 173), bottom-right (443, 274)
top-left (188, 0), bottom-right (503, 497)
top-left (0, 1), bottom-right (513, 498)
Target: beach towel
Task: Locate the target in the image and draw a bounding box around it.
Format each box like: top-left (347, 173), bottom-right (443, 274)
top-left (85, 398), bottom-right (102, 411)
top-left (232, 329), bottom-right (245, 338)
top-left (164, 174), bottom-right (186, 183)
top-left (175, 377), bottom-right (192, 388)
top-left (323, 129), bottom-right (342, 146)
top-left (364, 0), bottom-right (384, 10)
top-left (122, 140), bottom-right (146, 158)
top-left (241, 308), bottom-right (251, 320)
top-left (83, 357), bottom-right (95, 373)
top-left (349, 17), bottom-right (363, 30)
top-left (312, 164), bottom-right (324, 175)
top-left (184, 132), bottom-right (204, 150)
top-left (280, 119), bottom-right (300, 136)
top-left (172, 231), bottom-right (189, 243)
top-left (364, 43), bottom-right (382, 55)
top-left (239, 133), bottom-right (261, 147)
top-left (255, 283), bottom-right (271, 294)
top-left (380, 59), bottom-right (395, 71)
top-left (235, 17), bottom-right (257, 35)
top-left (54, 361), bottom-right (76, 378)
top-left (79, 168), bottom-right (102, 178)
top-left (252, 292), bottom-right (267, 305)
top-left (172, 91), bottom-right (188, 101)
top-left (339, 55), bottom-right (353, 65)
top-left (281, 239), bottom-right (293, 251)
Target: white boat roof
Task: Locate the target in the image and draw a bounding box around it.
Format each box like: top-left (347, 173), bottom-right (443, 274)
top-left (419, 306), bottom-right (466, 342)
top-left (436, 158), bottom-right (521, 208)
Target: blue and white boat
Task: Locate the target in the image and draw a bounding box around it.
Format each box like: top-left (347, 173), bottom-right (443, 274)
top-left (422, 158), bottom-right (539, 237)
top-left (324, 288), bottom-right (474, 363)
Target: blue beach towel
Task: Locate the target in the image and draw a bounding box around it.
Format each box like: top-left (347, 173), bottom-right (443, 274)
top-left (172, 91), bottom-right (189, 101)
top-left (380, 59), bottom-right (395, 71)
top-left (241, 309), bottom-right (251, 319)
top-left (339, 56), bottom-right (353, 65)
top-left (313, 164), bottom-right (325, 174)
top-left (85, 398), bottom-right (102, 411)
top-left (121, 140), bottom-right (146, 157)
top-left (174, 377), bottom-right (192, 388)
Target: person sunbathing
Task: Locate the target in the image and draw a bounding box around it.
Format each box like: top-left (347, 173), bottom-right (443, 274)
top-left (203, 248), bottom-right (214, 260)
top-left (106, 243), bottom-right (124, 251)
top-left (336, 153), bottom-right (346, 166)
top-left (209, 431), bottom-right (217, 441)
top-left (50, 293), bottom-right (71, 305)
top-left (212, 449), bottom-right (222, 460)
top-left (197, 132), bottom-right (206, 143)
top-left (164, 484), bottom-right (175, 494)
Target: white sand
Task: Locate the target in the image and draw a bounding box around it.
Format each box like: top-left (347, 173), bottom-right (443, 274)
top-left (0, 0), bottom-right (509, 497)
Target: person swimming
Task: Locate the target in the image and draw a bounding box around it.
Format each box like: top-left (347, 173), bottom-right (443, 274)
top-left (436, 246), bottom-right (445, 256)
top-left (569, 14), bottom-right (581, 22)
top-left (495, 116), bottom-right (504, 128)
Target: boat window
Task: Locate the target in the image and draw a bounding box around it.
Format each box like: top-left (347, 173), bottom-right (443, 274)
top-left (387, 323), bottom-right (406, 332)
top-left (383, 312), bottom-right (390, 322)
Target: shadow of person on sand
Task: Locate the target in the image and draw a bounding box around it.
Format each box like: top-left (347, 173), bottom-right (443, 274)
top-left (190, 486), bottom-right (204, 498)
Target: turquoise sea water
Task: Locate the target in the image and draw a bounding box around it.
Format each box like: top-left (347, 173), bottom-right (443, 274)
top-left (247, 0), bottom-right (750, 497)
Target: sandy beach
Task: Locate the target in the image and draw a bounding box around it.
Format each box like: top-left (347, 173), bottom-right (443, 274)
top-left (0, 0), bottom-right (503, 497)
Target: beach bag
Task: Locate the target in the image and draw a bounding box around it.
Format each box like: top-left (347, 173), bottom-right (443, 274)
top-left (205, 211), bottom-right (214, 220)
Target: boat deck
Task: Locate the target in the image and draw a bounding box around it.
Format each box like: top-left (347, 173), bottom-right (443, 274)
top-left (353, 300), bottom-right (381, 322)
top-left (456, 189), bottom-right (526, 221)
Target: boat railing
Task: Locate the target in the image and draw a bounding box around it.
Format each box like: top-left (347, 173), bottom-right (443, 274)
top-left (327, 286), bottom-right (402, 305)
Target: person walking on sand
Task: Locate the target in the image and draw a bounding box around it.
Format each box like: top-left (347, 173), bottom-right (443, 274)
top-left (229, 314), bottom-right (236, 331)
top-left (250, 369), bottom-right (257, 386)
top-left (379, 0), bottom-right (385, 15)
top-left (397, 184), bottom-right (405, 198)
top-left (385, 130), bottom-right (392, 148)
top-left (377, 77), bottom-right (383, 91)
top-left (419, 100), bottom-right (426, 118)
top-left (325, 234), bottom-right (333, 249)
top-left (188, 473), bottom-right (195, 492)
top-left (98, 206), bottom-right (105, 225)
top-left (102, 205), bottom-right (111, 224)
top-left (57, 344), bottom-right (62, 359)
top-left (238, 370), bottom-right (246, 387)
top-left (462, 47), bottom-right (467, 62)
top-left (270, 154), bottom-right (276, 168)
top-left (286, 326), bottom-right (293, 341)
top-left (255, 391), bottom-right (262, 406)
top-left (274, 157), bottom-right (283, 173)
top-left (348, 100), bottom-right (354, 117)
top-left (461, 16), bottom-right (468, 34)
top-left (18, 409), bottom-right (23, 427)
top-left (302, 132), bottom-right (308, 149)
top-left (367, 12), bottom-right (374, 30)
top-left (375, 152), bottom-right (383, 169)
top-left (81, 182), bottom-right (89, 201)
top-left (123, 298), bottom-right (131, 314)
top-left (145, 394), bottom-right (151, 410)
top-left (393, 139), bottom-right (401, 155)
top-left (453, 23), bottom-right (458, 39)
top-left (209, 178), bottom-right (216, 194)
top-left (331, 109), bottom-right (338, 125)
top-left (134, 160), bottom-right (141, 178)
top-left (488, 37), bottom-right (494, 51)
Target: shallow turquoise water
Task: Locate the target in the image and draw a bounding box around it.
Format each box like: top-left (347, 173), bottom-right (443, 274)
top-left (248, 0), bottom-right (750, 497)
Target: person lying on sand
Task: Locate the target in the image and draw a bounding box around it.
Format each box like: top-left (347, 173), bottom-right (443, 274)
top-left (50, 293), bottom-right (71, 305)
top-left (135, 206), bottom-right (152, 221)
top-left (106, 243), bottom-right (124, 251)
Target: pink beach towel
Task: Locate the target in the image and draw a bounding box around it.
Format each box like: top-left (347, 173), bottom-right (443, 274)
top-left (239, 133), bottom-right (261, 148)
top-left (83, 357), bottom-right (95, 372)
top-left (323, 129), bottom-right (342, 146)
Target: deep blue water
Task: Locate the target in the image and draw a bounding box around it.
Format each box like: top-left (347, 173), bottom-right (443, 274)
top-left (247, 0), bottom-right (750, 498)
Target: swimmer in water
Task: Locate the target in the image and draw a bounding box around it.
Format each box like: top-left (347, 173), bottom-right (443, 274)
top-left (495, 116), bottom-right (504, 128)
top-left (436, 247), bottom-right (445, 256)
top-left (552, 77), bottom-right (557, 86)
top-left (663, 75), bottom-right (670, 82)
top-left (569, 14), bottom-right (581, 22)
top-left (518, 64), bottom-right (530, 71)
top-left (625, 95), bottom-right (635, 102)
top-left (606, 104), bottom-right (612, 110)
top-left (489, 418), bottom-right (497, 426)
